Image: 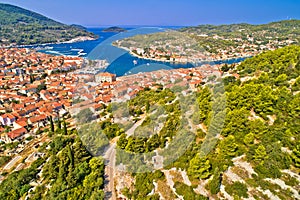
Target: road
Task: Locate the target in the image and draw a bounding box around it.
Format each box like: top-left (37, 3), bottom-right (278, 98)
top-left (103, 116), bottom-right (146, 199)
top-left (3, 156), bottom-right (22, 171)
top-left (104, 143), bottom-right (117, 200)
top-left (126, 116), bottom-right (147, 137)
top-left (1, 132), bottom-right (49, 177)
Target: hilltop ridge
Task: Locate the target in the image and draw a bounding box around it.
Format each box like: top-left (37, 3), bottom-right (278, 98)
top-left (0, 3), bottom-right (97, 46)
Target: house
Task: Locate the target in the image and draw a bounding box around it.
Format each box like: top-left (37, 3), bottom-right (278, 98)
top-left (102, 96), bottom-right (112, 104)
top-left (0, 114), bottom-right (16, 126)
top-left (232, 73), bottom-right (240, 79)
top-left (124, 91), bottom-right (138, 100)
top-left (40, 90), bottom-right (50, 101)
top-left (94, 96), bottom-right (103, 103)
top-left (52, 102), bottom-right (63, 111)
top-left (7, 127), bottom-right (27, 140)
top-left (17, 110), bottom-right (27, 117)
top-left (24, 104), bottom-right (38, 115)
top-left (189, 80), bottom-right (203, 90)
top-left (28, 114), bottom-right (48, 125)
top-left (94, 103), bottom-right (104, 111)
top-left (95, 72), bottom-right (116, 83)
top-left (20, 85), bottom-right (37, 94)
top-left (113, 86), bottom-right (128, 98)
top-left (13, 120), bottom-right (28, 130)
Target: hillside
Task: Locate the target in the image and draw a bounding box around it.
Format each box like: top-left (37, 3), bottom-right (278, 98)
top-left (0, 46), bottom-right (299, 199)
top-left (0, 3), bottom-right (97, 46)
top-left (115, 20), bottom-right (300, 62)
top-left (107, 45), bottom-right (300, 199)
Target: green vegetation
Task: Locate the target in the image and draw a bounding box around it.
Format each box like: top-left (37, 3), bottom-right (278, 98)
top-left (1, 40), bottom-right (299, 199)
top-left (174, 182), bottom-right (208, 200)
top-left (0, 129), bottom-right (105, 200)
top-left (0, 156), bottom-right (10, 167)
top-left (225, 181), bottom-right (248, 199)
top-left (237, 45), bottom-right (300, 77)
top-left (185, 20), bottom-right (300, 54)
top-left (116, 20), bottom-right (300, 58)
top-left (291, 141), bottom-right (300, 168)
top-left (102, 26), bottom-right (127, 33)
top-left (123, 171), bottom-right (164, 200)
top-left (76, 108), bottom-right (95, 124)
top-left (0, 158), bottom-right (45, 199)
top-left (207, 168), bottom-right (222, 195)
top-left (78, 122), bottom-right (110, 157)
top-left (0, 3), bottom-right (96, 45)
top-left (116, 88), bottom-right (179, 154)
top-left (188, 154), bottom-right (212, 179)
top-left (116, 45), bottom-right (300, 199)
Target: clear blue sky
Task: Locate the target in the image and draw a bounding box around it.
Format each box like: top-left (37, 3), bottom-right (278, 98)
top-left (1, 0), bottom-right (300, 26)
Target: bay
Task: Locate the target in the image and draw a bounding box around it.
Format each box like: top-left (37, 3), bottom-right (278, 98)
top-left (27, 27), bottom-right (247, 77)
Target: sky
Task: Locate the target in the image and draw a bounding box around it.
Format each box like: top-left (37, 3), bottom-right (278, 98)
top-left (1, 0), bottom-right (300, 27)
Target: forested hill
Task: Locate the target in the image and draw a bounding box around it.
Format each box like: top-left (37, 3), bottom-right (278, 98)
top-left (181, 19), bottom-right (300, 37)
top-left (180, 19), bottom-right (300, 53)
top-left (116, 19), bottom-right (300, 61)
top-left (0, 3), bottom-right (97, 46)
top-left (110, 45), bottom-right (300, 199)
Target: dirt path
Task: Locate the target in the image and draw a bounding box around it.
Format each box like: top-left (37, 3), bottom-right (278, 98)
top-left (104, 143), bottom-right (116, 200)
top-left (103, 116), bottom-right (147, 199)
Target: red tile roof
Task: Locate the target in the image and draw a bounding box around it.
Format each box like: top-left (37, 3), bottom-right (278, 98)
top-left (7, 127), bottom-right (27, 140)
top-left (29, 114), bottom-right (47, 124)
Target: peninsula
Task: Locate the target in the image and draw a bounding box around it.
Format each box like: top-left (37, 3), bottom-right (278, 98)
top-left (0, 3), bottom-right (98, 46)
top-left (114, 20), bottom-right (300, 63)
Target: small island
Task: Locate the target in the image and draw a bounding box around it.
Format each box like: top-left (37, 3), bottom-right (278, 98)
top-left (102, 26), bottom-right (127, 33)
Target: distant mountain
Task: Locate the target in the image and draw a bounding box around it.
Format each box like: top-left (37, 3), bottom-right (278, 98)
top-left (0, 3), bottom-right (98, 46)
top-left (180, 19), bottom-right (300, 37)
top-left (115, 20), bottom-right (300, 61)
top-left (102, 26), bottom-right (127, 33)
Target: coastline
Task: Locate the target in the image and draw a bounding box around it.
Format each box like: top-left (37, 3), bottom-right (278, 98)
top-left (3, 36), bottom-right (98, 49)
top-left (113, 44), bottom-right (250, 65)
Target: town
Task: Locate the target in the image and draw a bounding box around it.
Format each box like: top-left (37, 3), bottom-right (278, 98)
top-left (0, 47), bottom-right (235, 178)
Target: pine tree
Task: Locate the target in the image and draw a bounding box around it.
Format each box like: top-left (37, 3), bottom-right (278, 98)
top-left (188, 153), bottom-right (212, 179)
top-left (243, 132), bottom-right (255, 146)
top-left (254, 144), bottom-right (268, 162)
top-left (220, 135), bottom-right (239, 158)
top-left (208, 167), bottom-right (222, 195)
top-left (291, 142), bottom-right (300, 168)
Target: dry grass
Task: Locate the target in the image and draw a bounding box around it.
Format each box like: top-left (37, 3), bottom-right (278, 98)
top-left (248, 189), bottom-right (269, 200)
top-left (169, 170), bottom-right (184, 183)
top-left (157, 179), bottom-right (177, 200)
top-left (230, 166), bottom-right (250, 180)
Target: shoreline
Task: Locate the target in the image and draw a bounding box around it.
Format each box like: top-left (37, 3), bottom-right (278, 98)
top-left (2, 35), bottom-right (249, 66)
top-left (113, 44), bottom-right (250, 65)
top-left (2, 36), bottom-right (98, 49)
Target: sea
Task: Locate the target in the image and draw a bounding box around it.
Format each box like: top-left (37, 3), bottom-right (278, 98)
top-left (26, 26), bottom-right (247, 77)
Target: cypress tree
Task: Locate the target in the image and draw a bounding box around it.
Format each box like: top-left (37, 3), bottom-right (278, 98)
top-left (49, 116), bottom-right (54, 132)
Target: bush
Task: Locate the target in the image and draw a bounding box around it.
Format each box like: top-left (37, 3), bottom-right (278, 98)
top-left (225, 181), bottom-right (248, 198)
top-left (174, 182), bottom-right (208, 200)
top-left (208, 169), bottom-right (222, 194)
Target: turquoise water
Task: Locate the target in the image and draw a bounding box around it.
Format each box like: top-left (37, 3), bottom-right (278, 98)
top-left (27, 27), bottom-right (247, 77)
